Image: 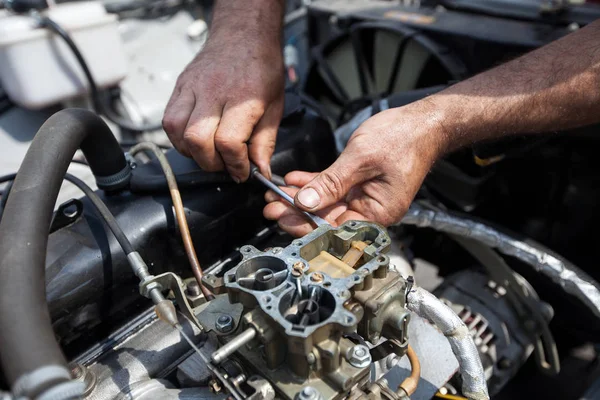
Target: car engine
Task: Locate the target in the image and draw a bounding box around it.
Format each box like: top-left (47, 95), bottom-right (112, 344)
top-left (1, 1), bottom-right (600, 400)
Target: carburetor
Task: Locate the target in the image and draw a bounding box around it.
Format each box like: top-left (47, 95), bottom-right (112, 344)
top-left (201, 221), bottom-right (411, 399)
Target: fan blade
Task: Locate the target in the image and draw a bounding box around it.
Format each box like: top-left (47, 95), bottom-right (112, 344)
top-left (374, 30), bottom-right (405, 94)
top-left (391, 40), bottom-right (431, 92)
top-left (323, 40), bottom-right (363, 100)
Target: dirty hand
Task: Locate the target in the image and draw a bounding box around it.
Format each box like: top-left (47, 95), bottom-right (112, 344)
top-left (162, 23), bottom-right (284, 182)
top-left (264, 104), bottom-right (447, 236)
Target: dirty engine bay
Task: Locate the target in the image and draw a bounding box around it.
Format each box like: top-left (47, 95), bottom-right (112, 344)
top-left (1, 1), bottom-right (600, 400)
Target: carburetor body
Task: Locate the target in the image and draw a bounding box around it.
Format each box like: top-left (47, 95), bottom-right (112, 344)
top-left (202, 221), bottom-right (411, 399)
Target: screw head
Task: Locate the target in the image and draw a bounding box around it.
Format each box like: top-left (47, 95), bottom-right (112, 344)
top-left (215, 314), bottom-right (234, 333)
top-left (296, 386), bottom-right (321, 400)
top-left (311, 272), bottom-right (324, 282)
top-left (292, 262), bottom-right (305, 277)
top-left (346, 344), bottom-right (372, 368)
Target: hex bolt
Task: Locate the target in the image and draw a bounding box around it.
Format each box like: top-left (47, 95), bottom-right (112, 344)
top-left (346, 344), bottom-right (372, 369)
top-left (296, 386), bottom-right (322, 400)
top-left (70, 363), bottom-right (97, 397)
top-left (311, 272), bottom-right (323, 283)
top-left (215, 314), bottom-right (234, 333)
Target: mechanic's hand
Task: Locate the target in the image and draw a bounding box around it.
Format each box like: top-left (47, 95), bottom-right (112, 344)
top-left (162, 31), bottom-right (284, 182)
top-left (263, 104), bottom-right (447, 236)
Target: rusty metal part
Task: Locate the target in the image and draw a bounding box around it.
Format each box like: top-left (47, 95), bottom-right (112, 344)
top-left (397, 345), bottom-right (420, 396)
top-left (292, 262), bottom-right (305, 278)
top-left (130, 142), bottom-right (213, 300)
top-left (311, 272), bottom-right (324, 282)
top-left (208, 379), bottom-right (222, 394)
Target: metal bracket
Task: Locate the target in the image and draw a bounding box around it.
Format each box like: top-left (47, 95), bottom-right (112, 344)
top-left (369, 338), bottom-right (408, 363)
top-left (140, 272), bottom-right (203, 329)
top-left (196, 294), bottom-right (243, 336)
top-left (50, 199), bottom-right (83, 233)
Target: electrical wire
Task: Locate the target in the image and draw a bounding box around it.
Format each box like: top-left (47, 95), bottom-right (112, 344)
top-left (129, 142), bottom-right (214, 300)
top-left (39, 17), bottom-right (102, 113)
top-left (39, 16), bottom-right (162, 132)
top-left (0, 180), bottom-right (14, 220)
top-left (0, 174), bottom-right (17, 221)
top-left (398, 344), bottom-right (421, 396)
top-left (0, 173), bottom-right (17, 184)
top-left (64, 173), bottom-right (135, 254)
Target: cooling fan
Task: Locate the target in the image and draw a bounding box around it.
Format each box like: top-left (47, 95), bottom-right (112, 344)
top-left (302, 22), bottom-right (467, 125)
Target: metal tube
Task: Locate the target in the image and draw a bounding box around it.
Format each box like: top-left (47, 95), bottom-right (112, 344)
top-left (130, 142), bottom-right (214, 300)
top-left (406, 286), bottom-right (489, 400)
top-left (401, 203), bottom-right (600, 319)
top-left (211, 327), bottom-right (257, 364)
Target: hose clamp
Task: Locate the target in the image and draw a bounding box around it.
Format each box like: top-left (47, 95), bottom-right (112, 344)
top-left (94, 163), bottom-right (132, 191)
top-left (12, 365), bottom-right (71, 398)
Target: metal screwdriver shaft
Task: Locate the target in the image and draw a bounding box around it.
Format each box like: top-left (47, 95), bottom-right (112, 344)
top-left (250, 165), bottom-right (329, 227)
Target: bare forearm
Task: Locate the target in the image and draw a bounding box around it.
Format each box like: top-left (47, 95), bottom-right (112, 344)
top-left (426, 20), bottom-right (600, 153)
top-left (210, 0), bottom-right (284, 45)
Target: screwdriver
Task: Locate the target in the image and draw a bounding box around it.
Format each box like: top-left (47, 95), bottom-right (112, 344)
top-left (250, 164), bottom-right (329, 228)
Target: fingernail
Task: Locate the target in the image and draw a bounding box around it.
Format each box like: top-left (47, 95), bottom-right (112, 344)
top-left (297, 188), bottom-right (320, 209)
top-left (266, 166), bottom-right (272, 180)
top-left (232, 176), bottom-right (240, 184)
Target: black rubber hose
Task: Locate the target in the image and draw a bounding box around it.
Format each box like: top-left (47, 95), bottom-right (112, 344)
top-left (0, 108), bottom-right (128, 392)
top-left (39, 17), bottom-right (102, 113)
top-left (129, 169), bottom-right (233, 192)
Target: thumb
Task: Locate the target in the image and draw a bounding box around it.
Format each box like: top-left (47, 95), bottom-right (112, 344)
top-left (294, 152), bottom-right (378, 211)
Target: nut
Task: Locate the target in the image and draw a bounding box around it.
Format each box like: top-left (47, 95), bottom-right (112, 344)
top-left (296, 386), bottom-right (322, 400)
top-left (310, 272), bottom-right (323, 282)
top-left (215, 314), bottom-right (234, 333)
top-left (139, 280), bottom-right (161, 298)
top-left (346, 344), bottom-right (372, 368)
